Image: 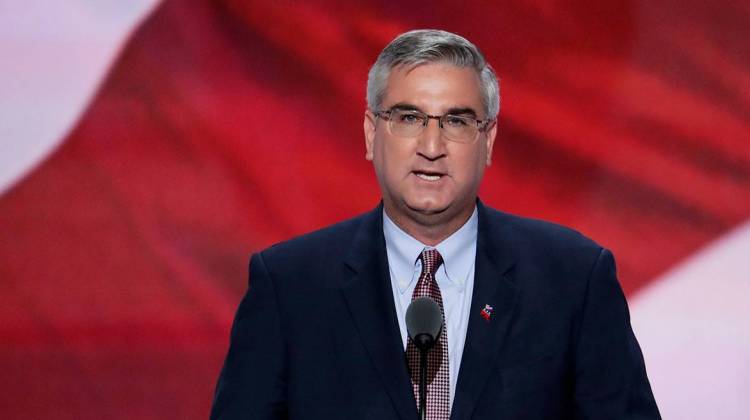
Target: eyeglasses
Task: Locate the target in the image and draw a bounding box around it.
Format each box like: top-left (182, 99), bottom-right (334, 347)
top-left (374, 108), bottom-right (493, 143)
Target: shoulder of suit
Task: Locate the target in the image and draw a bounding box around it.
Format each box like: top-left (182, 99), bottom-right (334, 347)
top-left (481, 205), bottom-right (604, 256)
top-left (254, 209), bottom-right (372, 263)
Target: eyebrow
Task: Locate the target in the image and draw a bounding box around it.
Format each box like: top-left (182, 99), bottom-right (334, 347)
top-left (387, 103), bottom-right (479, 118)
top-left (445, 107), bottom-right (478, 118)
top-left (388, 103), bottom-right (421, 112)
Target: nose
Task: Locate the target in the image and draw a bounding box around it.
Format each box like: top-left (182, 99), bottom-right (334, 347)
top-left (416, 118), bottom-right (446, 161)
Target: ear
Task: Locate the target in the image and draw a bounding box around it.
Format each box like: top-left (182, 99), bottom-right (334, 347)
top-left (484, 120), bottom-right (498, 166)
top-left (364, 110), bottom-right (377, 161)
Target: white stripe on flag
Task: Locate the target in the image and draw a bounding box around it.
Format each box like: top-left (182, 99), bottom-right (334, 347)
top-left (631, 220), bottom-right (750, 420)
top-left (0, 0), bottom-right (161, 194)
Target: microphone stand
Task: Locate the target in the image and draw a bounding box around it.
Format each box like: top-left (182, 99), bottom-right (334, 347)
top-left (419, 347), bottom-right (428, 420)
top-left (406, 297), bottom-right (443, 420)
top-left (414, 333), bottom-right (435, 420)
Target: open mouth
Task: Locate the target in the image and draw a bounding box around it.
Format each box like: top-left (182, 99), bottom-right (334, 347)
top-left (413, 171), bottom-right (444, 182)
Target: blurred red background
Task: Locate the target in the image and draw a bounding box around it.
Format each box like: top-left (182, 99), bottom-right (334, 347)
top-left (1, 1), bottom-right (748, 418)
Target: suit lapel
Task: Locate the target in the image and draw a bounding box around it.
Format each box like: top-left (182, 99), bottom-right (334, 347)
top-left (451, 202), bottom-right (519, 420)
top-left (340, 205), bottom-right (418, 420)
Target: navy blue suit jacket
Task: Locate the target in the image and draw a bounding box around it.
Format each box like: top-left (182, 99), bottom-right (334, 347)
top-left (210, 202), bottom-right (660, 419)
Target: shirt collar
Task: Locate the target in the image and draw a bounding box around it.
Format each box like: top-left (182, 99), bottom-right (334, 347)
top-left (383, 207), bottom-right (478, 294)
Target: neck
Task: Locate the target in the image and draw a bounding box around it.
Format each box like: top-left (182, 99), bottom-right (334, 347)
top-left (383, 201), bottom-right (475, 246)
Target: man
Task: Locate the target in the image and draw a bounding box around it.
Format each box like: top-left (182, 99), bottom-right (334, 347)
top-left (210, 29), bottom-right (660, 419)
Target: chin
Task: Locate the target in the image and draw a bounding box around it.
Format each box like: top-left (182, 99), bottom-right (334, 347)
top-left (404, 197), bottom-right (450, 216)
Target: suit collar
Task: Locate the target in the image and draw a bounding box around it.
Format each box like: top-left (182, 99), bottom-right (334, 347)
top-left (341, 203), bottom-right (418, 420)
top-left (474, 200), bottom-right (516, 274)
top-left (450, 200), bottom-right (519, 420)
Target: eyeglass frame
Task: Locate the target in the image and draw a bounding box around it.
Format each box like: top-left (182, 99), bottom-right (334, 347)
top-left (373, 107), bottom-right (495, 143)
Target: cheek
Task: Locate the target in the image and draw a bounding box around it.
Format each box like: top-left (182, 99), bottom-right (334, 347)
top-left (378, 139), bottom-right (411, 174)
top-left (453, 147), bottom-right (487, 181)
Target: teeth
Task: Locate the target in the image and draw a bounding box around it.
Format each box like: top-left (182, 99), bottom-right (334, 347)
top-left (416, 173), bottom-right (441, 181)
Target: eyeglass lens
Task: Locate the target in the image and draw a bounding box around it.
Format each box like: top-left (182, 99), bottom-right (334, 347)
top-left (387, 109), bottom-right (479, 143)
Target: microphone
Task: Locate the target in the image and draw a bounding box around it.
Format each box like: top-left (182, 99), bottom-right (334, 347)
top-left (405, 297), bottom-right (443, 420)
top-left (406, 297), bottom-right (443, 349)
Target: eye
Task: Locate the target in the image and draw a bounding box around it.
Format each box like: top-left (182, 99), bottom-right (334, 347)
top-left (397, 111), bottom-right (423, 125)
top-left (444, 115), bottom-right (470, 127)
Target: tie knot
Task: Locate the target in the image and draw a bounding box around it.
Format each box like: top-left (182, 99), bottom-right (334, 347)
top-left (420, 248), bottom-right (443, 276)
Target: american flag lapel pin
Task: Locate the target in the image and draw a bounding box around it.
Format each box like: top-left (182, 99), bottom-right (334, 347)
top-left (480, 304), bottom-right (494, 321)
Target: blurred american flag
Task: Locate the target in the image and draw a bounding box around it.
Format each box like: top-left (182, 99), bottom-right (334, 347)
top-left (1, 1), bottom-right (748, 418)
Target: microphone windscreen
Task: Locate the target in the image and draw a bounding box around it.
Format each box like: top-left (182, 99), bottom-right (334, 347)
top-left (405, 297), bottom-right (443, 343)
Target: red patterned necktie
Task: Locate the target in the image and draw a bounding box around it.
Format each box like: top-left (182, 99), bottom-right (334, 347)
top-left (406, 248), bottom-right (450, 419)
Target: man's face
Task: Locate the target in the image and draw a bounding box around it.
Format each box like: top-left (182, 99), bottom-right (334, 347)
top-left (364, 63), bottom-right (497, 231)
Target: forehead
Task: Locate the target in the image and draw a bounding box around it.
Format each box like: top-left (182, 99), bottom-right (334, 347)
top-left (381, 63), bottom-right (484, 114)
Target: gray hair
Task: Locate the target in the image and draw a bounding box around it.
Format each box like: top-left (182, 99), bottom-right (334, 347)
top-left (366, 29), bottom-right (500, 119)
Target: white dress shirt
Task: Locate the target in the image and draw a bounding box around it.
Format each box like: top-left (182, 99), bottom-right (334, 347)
top-left (382, 208), bottom-right (478, 411)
